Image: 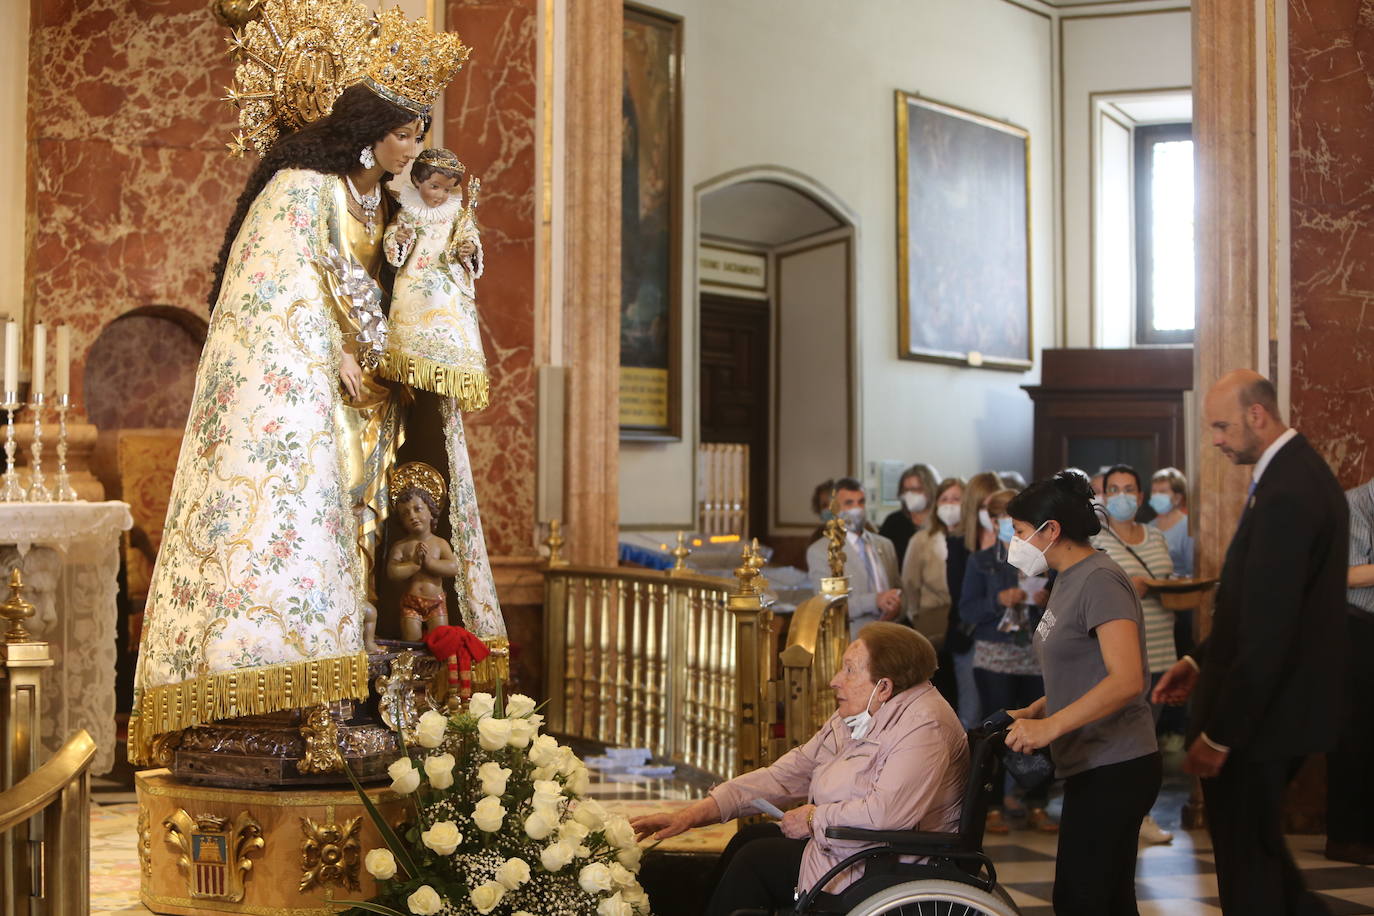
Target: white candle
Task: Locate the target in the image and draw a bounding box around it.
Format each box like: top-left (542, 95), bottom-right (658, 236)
top-left (31, 323), bottom-right (45, 397)
top-left (55, 325), bottom-right (70, 398)
top-left (3, 322), bottom-right (16, 394)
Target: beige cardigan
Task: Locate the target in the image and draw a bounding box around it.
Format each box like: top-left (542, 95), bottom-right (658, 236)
top-left (901, 528), bottom-right (951, 647)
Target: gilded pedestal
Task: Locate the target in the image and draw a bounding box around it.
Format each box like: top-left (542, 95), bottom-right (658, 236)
top-left (137, 769), bottom-right (406, 915)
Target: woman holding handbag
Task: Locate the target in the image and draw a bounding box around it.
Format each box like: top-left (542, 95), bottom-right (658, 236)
top-left (1001, 472), bottom-right (1160, 916)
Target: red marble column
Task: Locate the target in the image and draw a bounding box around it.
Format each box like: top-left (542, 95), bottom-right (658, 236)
top-left (1289, 0), bottom-right (1374, 489)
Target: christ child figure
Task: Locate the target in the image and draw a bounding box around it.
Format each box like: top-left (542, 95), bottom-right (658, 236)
top-left (387, 485), bottom-right (461, 642)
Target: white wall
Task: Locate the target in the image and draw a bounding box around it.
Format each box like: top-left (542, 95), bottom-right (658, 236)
top-left (2, 0), bottom-right (28, 331)
top-left (619, 0), bottom-right (1059, 526)
top-left (1061, 10), bottom-right (1192, 347)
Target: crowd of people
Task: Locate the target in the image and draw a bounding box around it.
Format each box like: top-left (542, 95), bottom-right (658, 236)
top-left (634, 370), bottom-right (1368, 916)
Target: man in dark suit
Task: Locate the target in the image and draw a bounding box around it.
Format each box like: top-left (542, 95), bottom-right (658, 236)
top-left (1154, 369), bottom-right (1347, 915)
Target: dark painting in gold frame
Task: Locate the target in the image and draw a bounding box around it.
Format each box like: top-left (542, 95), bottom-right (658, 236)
top-left (620, 3), bottom-right (683, 438)
top-left (896, 91), bottom-right (1032, 371)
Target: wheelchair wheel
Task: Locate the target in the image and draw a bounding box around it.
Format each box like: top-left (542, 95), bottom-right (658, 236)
top-left (842, 877), bottom-right (1020, 916)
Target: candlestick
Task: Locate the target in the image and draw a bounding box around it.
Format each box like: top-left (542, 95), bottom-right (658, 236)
top-left (1, 391), bottom-right (20, 502)
top-left (31, 323), bottom-right (45, 398)
top-left (55, 325), bottom-right (70, 398)
top-left (25, 392), bottom-right (50, 502)
top-left (3, 323), bottom-right (17, 395)
top-left (52, 393), bottom-right (77, 502)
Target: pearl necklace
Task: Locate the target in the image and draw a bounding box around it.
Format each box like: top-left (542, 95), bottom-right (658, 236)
top-left (346, 175), bottom-right (381, 235)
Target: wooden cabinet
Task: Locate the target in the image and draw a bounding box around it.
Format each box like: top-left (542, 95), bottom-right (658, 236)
top-left (1022, 348), bottom-right (1193, 481)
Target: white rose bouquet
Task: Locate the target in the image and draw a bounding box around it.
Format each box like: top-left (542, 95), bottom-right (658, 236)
top-left (342, 687), bottom-right (651, 916)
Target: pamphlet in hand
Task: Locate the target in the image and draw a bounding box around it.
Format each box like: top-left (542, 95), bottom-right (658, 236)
top-left (748, 798), bottom-right (786, 820)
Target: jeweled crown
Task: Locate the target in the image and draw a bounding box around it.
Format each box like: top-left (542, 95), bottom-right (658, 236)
top-left (361, 7), bottom-right (470, 118)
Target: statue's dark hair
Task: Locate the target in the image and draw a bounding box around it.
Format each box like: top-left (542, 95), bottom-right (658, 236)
top-left (208, 84), bottom-right (428, 308)
top-left (394, 486), bottom-right (442, 531)
top-left (1006, 470), bottom-right (1104, 542)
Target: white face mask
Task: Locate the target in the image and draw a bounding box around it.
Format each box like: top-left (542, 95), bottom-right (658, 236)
top-left (978, 508), bottom-right (994, 532)
top-left (936, 503), bottom-right (962, 528)
top-left (1007, 520), bottom-right (1053, 578)
top-left (901, 491), bottom-right (928, 513)
top-left (842, 681), bottom-right (885, 739)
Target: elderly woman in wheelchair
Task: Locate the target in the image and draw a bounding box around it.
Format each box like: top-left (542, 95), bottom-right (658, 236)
top-left (631, 622), bottom-right (1021, 915)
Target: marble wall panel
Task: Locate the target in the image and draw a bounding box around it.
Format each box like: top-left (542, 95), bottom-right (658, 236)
top-left (446, 0), bottom-right (539, 556)
top-left (1289, 0), bottom-right (1374, 487)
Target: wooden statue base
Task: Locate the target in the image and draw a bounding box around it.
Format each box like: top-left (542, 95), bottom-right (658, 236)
top-left (137, 769), bottom-right (407, 915)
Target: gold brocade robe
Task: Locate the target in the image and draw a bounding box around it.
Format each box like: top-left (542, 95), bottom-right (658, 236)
top-left (129, 169), bottom-right (395, 763)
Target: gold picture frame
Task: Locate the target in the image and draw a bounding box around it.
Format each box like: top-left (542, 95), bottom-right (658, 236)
top-left (895, 91), bottom-right (1033, 371)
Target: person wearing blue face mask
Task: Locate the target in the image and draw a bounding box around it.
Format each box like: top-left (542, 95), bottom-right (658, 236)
top-left (958, 487), bottom-right (1057, 834)
top-left (1147, 467), bottom-right (1194, 577)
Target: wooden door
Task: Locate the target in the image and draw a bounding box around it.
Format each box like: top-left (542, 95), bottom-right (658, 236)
top-left (699, 294), bottom-right (769, 538)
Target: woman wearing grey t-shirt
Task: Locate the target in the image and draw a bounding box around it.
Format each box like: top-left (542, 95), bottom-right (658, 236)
top-left (1001, 471), bottom-right (1162, 916)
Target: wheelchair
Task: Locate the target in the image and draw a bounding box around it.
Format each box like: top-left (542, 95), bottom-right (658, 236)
top-left (764, 722), bottom-right (1024, 915)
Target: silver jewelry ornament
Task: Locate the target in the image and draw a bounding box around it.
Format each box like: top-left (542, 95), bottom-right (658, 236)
top-left (359, 145), bottom-right (377, 168)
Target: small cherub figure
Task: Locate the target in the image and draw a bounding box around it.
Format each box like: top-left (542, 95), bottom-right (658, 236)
top-left (387, 484), bottom-right (461, 643)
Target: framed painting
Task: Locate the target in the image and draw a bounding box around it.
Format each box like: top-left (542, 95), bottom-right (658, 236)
top-left (896, 91), bottom-right (1032, 370)
top-left (620, 3), bottom-right (683, 438)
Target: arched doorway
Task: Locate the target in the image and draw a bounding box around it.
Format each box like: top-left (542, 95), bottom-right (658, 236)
top-left (696, 168), bottom-right (858, 564)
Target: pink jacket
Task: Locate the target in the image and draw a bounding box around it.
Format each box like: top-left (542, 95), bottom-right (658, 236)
top-left (710, 683), bottom-right (968, 895)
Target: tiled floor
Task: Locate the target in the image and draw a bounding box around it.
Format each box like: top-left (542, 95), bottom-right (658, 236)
top-left (88, 750), bottom-right (1374, 915)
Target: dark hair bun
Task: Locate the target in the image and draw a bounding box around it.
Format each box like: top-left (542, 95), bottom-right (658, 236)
top-left (1007, 470), bottom-right (1102, 540)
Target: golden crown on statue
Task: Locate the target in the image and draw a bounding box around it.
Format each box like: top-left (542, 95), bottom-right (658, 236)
top-left (222, 1), bottom-right (470, 158)
top-left (360, 7), bottom-right (470, 118)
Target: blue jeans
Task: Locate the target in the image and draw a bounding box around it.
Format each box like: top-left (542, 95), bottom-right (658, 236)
top-left (951, 648), bottom-right (980, 729)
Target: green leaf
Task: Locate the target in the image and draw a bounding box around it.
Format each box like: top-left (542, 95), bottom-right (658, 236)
top-left (332, 901), bottom-right (409, 916)
top-left (341, 758), bottom-right (421, 881)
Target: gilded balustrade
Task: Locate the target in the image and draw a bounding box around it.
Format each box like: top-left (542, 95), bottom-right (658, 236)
top-left (778, 517), bottom-right (850, 755)
top-left (0, 730), bottom-right (93, 916)
top-left (542, 527), bottom-right (774, 779)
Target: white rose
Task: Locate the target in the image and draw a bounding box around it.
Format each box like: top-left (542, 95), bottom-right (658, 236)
top-left (609, 862), bottom-right (636, 888)
top-left (477, 761), bottom-right (512, 797)
top-left (573, 798), bottom-right (607, 830)
top-left (555, 746), bottom-right (580, 776)
top-left (616, 844), bottom-right (643, 870)
top-left (540, 839), bottom-right (577, 872)
top-left (406, 885), bottom-right (443, 916)
top-left (514, 912), bottom-right (536, 916)
top-left (469, 692), bottom-right (495, 719)
top-left (530, 763), bottom-right (557, 782)
top-left (524, 809), bottom-right (555, 841)
top-left (575, 843), bottom-right (592, 859)
top-left (472, 795), bottom-right (506, 832)
top-left (530, 712), bottom-right (545, 730)
top-left (477, 716), bottom-right (513, 751)
top-left (508, 718), bottom-right (536, 749)
top-left (567, 764), bottom-right (591, 796)
top-left (423, 752), bottom-right (456, 790)
top-left (528, 734), bottom-right (560, 767)
top-left (415, 709), bottom-right (448, 748)
top-left (506, 693), bottom-right (537, 718)
top-left (388, 758), bottom-right (421, 795)
top-left (364, 847), bottom-right (397, 880)
top-left (494, 856), bottom-right (532, 889)
top-left (603, 815), bottom-right (636, 849)
top-left (621, 883), bottom-right (648, 908)
top-left (597, 892), bottom-right (633, 916)
top-left (420, 820), bottom-right (462, 855)
top-left (578, 862), bottom-right (615, 894)
top-left (468, 880), bottom-right (505, 915)
top-left (559, 819), bottom-right (590, 843)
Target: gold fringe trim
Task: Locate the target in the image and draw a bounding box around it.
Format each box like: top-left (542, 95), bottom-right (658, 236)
top-left (379, 350), bottom-right (490, 410)
top-left (472, 636), bottom-right (511, 686)
top-left (127, 653), bottom-right (371, 766)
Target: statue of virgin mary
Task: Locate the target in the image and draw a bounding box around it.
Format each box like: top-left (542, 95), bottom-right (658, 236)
top-left (128, 3), bottom-right (502, 765)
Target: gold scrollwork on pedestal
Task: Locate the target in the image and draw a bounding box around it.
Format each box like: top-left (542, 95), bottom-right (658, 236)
top-left (137, 805), bottom-right (153, 879)
top-left (299, 814), bottom-right (362, 891)
top-left (163, 810), bottom-right (264, 902)
top-left (375, 650), bottom-right (431, 740)
top-left (298, 705), bottom-right (345, 774)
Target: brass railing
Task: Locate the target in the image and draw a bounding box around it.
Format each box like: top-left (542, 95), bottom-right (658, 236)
top-left (0, 729), bottom-right (94, 916)
top-left (779, 591), bottom-right (850, 756)
top-left (542, 526), bottom-right (776, 779)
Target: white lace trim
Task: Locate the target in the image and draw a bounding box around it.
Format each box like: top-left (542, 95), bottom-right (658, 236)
top-left (390, 180), bottom-right (465, 224)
